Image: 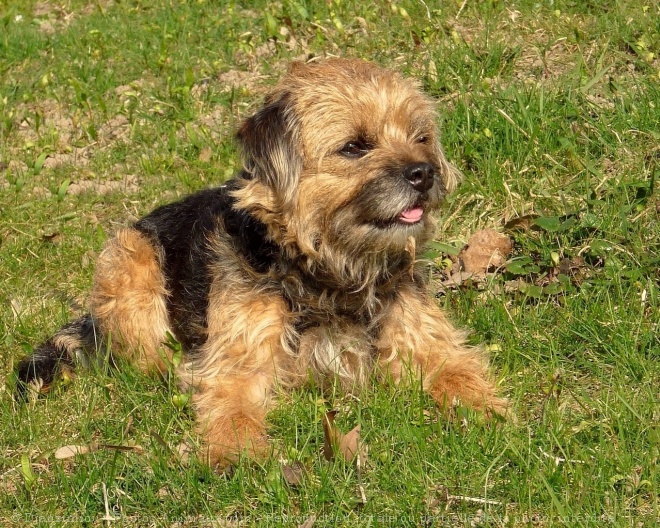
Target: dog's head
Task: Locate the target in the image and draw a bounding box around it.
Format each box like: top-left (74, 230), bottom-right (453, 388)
top-left (233, 58), bottom-right (461, 283)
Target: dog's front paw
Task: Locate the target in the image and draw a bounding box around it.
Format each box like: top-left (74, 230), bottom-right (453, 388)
top-left (201, 412), bottom-right (270, 472)
top-left (425, 354), bottom-right (511, 422)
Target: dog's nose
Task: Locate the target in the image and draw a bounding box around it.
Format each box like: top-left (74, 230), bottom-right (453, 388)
top-left (403, 163), bottom-right (435, 192)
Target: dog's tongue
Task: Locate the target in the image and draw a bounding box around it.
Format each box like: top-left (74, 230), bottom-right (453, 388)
top-left (399, 207), bottom-right (424, 224)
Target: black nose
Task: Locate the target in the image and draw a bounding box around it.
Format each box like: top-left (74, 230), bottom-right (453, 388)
top-left (403, 163), bottom-right (435, 192)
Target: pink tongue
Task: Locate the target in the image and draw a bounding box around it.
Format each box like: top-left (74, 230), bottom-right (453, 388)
top-left (399, 207), bottom-right (423, 223)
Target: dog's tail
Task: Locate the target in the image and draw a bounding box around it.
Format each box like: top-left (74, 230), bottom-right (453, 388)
top-left (15, 314), bottom-right (100, 400)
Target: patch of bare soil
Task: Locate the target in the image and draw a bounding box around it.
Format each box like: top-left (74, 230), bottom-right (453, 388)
top-left (194, 108), bottom-right (229, 139)
top-left (33, 1), bottom-right (75, 34)
top-left (449, 11), bottom-right (603, 90)
top-left (17, 99), bottom-right (77, 148)
top-left (216, 69), bottom-right (270, 95)
top-left (34, 0), bottom-right (116, 34)
top-left (114, 78), bottom-right (157, 105)
top-left (67, 173), bottom-right (138, 196)
top-left (4, 160), bottom-right (28, 178)
top-left (513, 35), bottom-right (583, 85)
top-left (15, 100), bottom-right (130, 171)
top-left (26, 173), bottom-right (138, 199)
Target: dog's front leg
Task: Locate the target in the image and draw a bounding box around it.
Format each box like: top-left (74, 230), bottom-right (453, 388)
top-left (193, 371), bottom-right (274, 470)
top-left (187, 289), bottom-right (294, 470)
top-left (376, 284), bottom-right (508, 418)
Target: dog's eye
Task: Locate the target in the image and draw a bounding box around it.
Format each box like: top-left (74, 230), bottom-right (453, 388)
top-left (339, 140), bottom-right (371, 158)
top-left (417, 136), bottom-right (429, 144)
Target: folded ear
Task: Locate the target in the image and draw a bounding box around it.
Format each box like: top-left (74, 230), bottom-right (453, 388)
top-left (438, 153), bottom-right (462, 194)
top-left (236, 94), bottom-right (302, 207)
top-left (432, 139), bottom-right (462, 195)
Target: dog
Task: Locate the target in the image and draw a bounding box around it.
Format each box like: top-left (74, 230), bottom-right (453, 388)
top-left (17, 58), bottom-right (508, 469)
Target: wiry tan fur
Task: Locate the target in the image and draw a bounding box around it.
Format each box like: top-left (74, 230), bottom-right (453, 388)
top-left (90, 229), bottom-right (172, 373)
top-left (34, 59), bottom-right (508, 469)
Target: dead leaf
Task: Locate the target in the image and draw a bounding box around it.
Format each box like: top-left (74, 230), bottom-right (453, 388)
top-left (558, 256), bottom-right (586, 275)
top-left (41, 232), bottom-right (62, 244)
top-left (503, 278), bottom-right (528, 293)
top-left (176, 440), bottom-right (193, 464)
top-left (423, 409), bottom-right (438, 424)
top-left (339, 425), bottom-right (364, 461)
top-left (281, 461), bottom-right (305, 487)
top-left (81, 249), bottom-right (97, 269)
top-left (322, 410), bottom-right (368, 464)
top-left (54, 444), bottom-right (96, 459)
top-left (439, 271), bottom-right (477, 289)
top-left (322, 410), bottom-right (339, 461)
top-left (503, 213), bottom-right (539, 231)
top-left (459, 229), bottom-right (513, 274)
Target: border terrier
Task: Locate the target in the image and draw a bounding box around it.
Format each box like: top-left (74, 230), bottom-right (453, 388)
top-left (17, 58), bottom-right (507, 468)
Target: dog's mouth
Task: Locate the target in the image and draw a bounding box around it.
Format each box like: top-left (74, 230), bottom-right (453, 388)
top-left (398, 205), bottom-right (424, 224)
top-left (368, 203), bottom-right (425, 229)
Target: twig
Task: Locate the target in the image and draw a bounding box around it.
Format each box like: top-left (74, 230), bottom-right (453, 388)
top-left (356, 452), bottom-right (367, 505)
top-left (447, 493), bottom-right (501, 506)
top-left (456, 0), bottom-right (469, 19)
top-left (417, 0), bottom-right (431, 20)
top-left (496, 108), bottom-right (532, 140)
top-left (539, 447), bottom-right (585, 466)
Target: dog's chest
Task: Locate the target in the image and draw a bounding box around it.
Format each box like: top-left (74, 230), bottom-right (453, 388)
top-left (290, 311), bottom-right (380, 388)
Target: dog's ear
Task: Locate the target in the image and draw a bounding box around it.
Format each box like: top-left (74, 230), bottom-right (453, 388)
top-left (430, 137), bottom-right (462, 195)
top-left (237, 94), bottom-right (302, 207)
top-left (438, 152), bottom-right (462, 195)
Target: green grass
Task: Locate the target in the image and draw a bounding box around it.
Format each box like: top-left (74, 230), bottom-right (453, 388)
top-left (1, 0), bottom-right (658, 526)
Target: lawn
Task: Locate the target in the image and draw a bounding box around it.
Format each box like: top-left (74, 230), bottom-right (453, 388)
top-left (0, 0), bottom-right (658, 526)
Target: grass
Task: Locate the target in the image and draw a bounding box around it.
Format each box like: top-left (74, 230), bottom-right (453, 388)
top-left (1, 0), bottom-right (658, 526)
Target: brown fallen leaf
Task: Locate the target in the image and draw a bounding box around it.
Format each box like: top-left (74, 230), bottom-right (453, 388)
top-left (322, 410), bottom-right (369, 503)
top-left (281, 461), bottom-right (306, 487)
top-left (176, 440), bottom-right (193, 464)
top-left (439, 271), bottom-right (477, 289)
top-left (339, 424), bottom-right (364, 461)
top-left (459, 229), bottom-right (513, 274)
top-left (54, 444), bottom-right (97, 460)
top-left (41, 232), bottom-right (62, 244)
top-left (558, 256), bottom-right (586, 275)
top-left (322, 410), bottom-right (368, 464)
top-left (503, 213), bottom-right (539, 231)
top-left (322, 410), bottom-right (340, 461)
